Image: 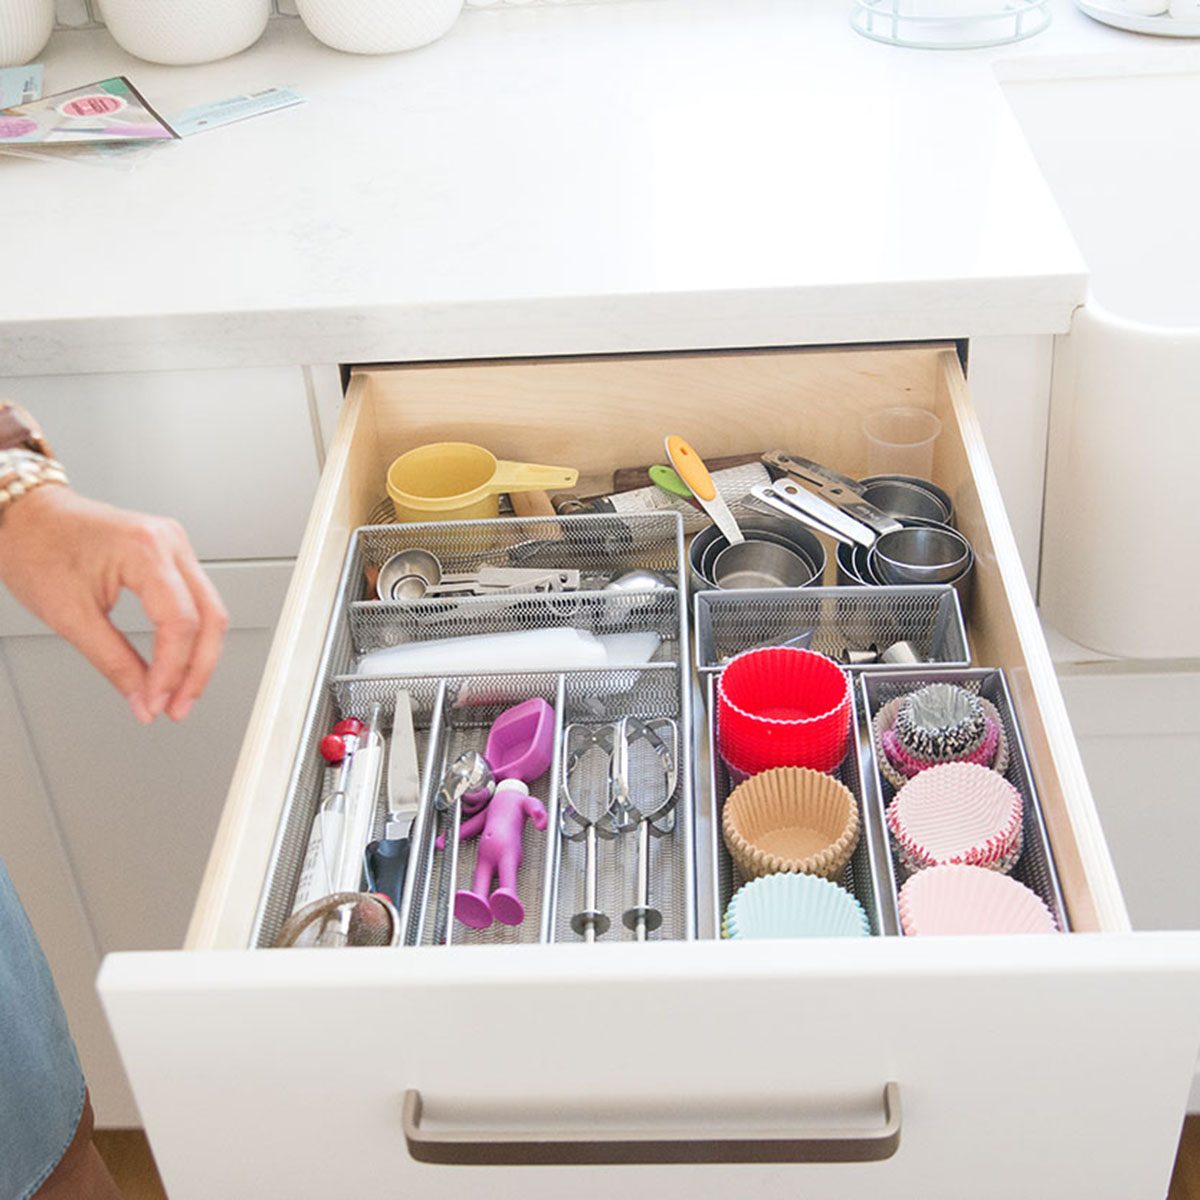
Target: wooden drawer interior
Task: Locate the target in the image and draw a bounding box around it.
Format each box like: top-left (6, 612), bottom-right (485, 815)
top-left (188, 343), bottom-right (1126, 950)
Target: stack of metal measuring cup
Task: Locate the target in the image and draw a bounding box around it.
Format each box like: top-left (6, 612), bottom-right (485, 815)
top-left (678, 443), bottom-right (973, 606)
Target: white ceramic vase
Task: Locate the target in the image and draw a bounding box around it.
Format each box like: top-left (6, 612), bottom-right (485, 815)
top-left (296, 0), bottom-right (464, 54)
top-left (0, 0), bottom-right (53, 68)
top-left (95, 0), bottom-right (271, 65)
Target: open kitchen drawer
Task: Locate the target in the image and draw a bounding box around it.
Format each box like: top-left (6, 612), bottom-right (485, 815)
top-left (99, 345), bottom-right (1200, 1200)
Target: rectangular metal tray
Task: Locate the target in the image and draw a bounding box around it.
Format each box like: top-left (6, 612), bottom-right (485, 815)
top-left (250, 513), bottom-right (692, 949)
top-left (704, 674), bottom-right (894, 940)
top-left (693, 585), bottom-right (970, 675)
top-left (858, 668), bottom-right (1070, 933)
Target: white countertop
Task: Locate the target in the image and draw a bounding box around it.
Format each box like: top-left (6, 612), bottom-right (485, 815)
top-left (0, 0), bottom-right (1194, 375)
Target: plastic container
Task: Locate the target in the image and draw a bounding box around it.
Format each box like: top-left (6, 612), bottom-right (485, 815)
top-left (96, 0), bottom-right (269, 64)
top-left (716, 647), bottom-right (851, 774)
top-left (385, 442), bottom-right (578, 523)
top-left (296, 0), bottom-right (464, 54)
top-left (0, 0), bottom-right (52, 67)
top-left (862, 406), bottom-right (943, 479)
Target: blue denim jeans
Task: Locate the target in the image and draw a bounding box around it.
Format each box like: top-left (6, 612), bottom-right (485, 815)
top-left (0, 860), bottom-right (85, 1200)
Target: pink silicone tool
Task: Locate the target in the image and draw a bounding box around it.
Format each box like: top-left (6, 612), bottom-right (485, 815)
top-left (446, 780), bottom-right (549, 929)
top-left (485, 698), bottom-right (556, 782)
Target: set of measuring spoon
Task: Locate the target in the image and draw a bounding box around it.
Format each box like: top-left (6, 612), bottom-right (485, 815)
top-left (560, 715), bottom-right (679, 942)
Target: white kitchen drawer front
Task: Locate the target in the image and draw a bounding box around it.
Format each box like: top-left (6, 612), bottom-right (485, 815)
top-left (102, 937), bottom-right (1200, 1199)
top-left (98, 345), bottom-right (1200, 1198)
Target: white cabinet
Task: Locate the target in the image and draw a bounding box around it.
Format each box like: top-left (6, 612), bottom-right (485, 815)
top-left (98, 344), bottom-right (1200, 1195)
top-left (0, 562), bottom-right (291, 1124)
top-left (0, 367), bottom-right (322, 560)
top-left (1055, 667), bottom-right (1200, 934)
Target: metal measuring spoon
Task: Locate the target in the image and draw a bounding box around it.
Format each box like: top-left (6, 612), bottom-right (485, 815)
top-left (437, 750), bottom-right (495, 815)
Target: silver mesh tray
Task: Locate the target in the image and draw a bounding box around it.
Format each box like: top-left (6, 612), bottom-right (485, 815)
top-left (858, 668), bottom-right (1070, 933)
top-left (703, 675), bottom-right (893, 940)
top-left (250, 513), bottom-right (690, 949)
top-left (694, 586), bottom-right (969, 674)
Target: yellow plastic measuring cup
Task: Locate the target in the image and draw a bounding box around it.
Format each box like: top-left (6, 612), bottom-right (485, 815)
top-left (386, 443), bottom-right (579, 523)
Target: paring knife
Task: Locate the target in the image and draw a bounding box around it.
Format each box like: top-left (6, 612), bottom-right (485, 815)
top-left (364, 690), bottom-right (422, 908)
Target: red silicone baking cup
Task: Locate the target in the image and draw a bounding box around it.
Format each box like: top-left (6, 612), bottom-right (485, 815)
top-left (717, 648), bottom-right (852, 774)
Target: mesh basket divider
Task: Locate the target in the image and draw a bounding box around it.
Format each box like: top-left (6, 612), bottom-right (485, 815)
top-left (693, 585), bottom-right (969, 674)
top-left (400, 680), bottom-right (449, 946)
top-left (251, 511), bottom-right (690, 949)
top-left (705, 674), bottom-right (724, 938)
top-left (858, 668), bottom-right (1070, 933)
top-left (539, 675), bottom-right (568, 944)
top-left (852, 696), bottom-right (901, 936)
top-left (705, 671), bottom-right (892, 938)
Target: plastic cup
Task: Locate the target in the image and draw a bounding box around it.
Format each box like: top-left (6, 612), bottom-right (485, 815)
top-left (862, 407), bottom-right (942, 479)
top-left (716, 648), bottom-right (851, 774)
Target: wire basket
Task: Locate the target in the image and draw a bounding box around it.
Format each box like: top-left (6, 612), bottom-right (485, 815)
top-left (859, 668), bottom-right (1069, 932)
top-left (694, 586), bottom-right (969, 674)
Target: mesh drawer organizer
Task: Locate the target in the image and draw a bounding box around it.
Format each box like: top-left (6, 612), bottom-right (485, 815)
top-left (703, 675), bottom-right (893, 938)
top-left (694, 586), bottom-right (969, 675)
top-left (858, 669), bottom-right (1070, 933)
top-left (251, 514), bottom-right (696, 948)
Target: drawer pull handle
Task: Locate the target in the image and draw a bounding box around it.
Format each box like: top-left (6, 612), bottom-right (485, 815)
top-left (402, 1083), bottom-right (901, 1166)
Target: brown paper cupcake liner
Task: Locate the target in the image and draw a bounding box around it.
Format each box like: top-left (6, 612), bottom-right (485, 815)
top-left (722, 766), bottom-right (861, 882)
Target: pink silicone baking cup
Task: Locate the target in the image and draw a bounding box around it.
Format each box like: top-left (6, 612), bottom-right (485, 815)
top-left (898, 864), bottom-right (1057, 935)
top-left (717, 647), bottom-right (851, 774)
top-left (886, 762), bottom-right (1023, 872)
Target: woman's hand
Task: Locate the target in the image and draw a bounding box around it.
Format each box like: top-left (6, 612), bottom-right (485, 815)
top-left (0, 486), bottom-right (228, 723)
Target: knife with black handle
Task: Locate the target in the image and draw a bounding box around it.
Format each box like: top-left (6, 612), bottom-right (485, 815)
top-left (364, 690), bottom-right (422, 909)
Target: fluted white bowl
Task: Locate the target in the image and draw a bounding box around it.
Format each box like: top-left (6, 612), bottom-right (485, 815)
top-left (0, 0), bottom-right (53, 68)
top-left (297, 0), bottom-right (464, 54)
top-left (96, 0), bottom-right (270, 65)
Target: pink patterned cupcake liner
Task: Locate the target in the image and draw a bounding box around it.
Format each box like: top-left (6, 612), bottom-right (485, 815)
top-left (886, 762), bottom-right (1024, 874)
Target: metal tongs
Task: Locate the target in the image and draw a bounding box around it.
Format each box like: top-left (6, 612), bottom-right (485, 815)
top-left (754, 450), bottom-right (903, 546)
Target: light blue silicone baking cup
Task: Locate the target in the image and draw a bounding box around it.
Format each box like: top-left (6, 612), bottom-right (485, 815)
top-left (724, 873), bottom-right (870, 940)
